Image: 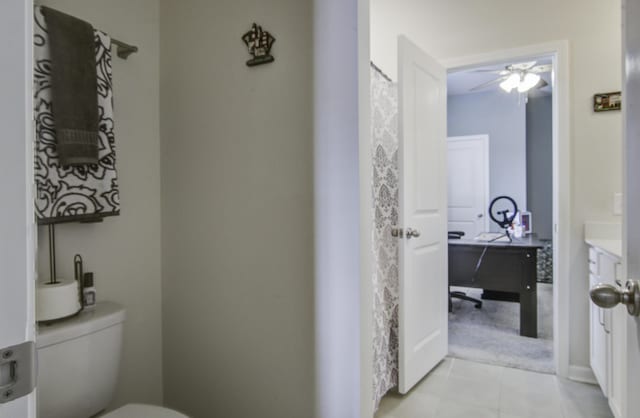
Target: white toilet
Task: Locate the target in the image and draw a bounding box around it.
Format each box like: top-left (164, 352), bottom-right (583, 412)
top-left (37, 302), bottom-right (187, 418)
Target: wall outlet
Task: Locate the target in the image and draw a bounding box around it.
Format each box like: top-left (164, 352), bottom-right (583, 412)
top-left (613, 192), bottom-right (623, 216)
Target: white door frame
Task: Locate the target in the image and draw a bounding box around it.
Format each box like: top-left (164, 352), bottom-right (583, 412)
top-left (447, 134), bottom-right (490, 234)
top-left (0, 0), bottom-right (36, 416)
top-left (314, 1), bottom-right (371, 418)
top-left (442, 41), bottom-right (571, 378)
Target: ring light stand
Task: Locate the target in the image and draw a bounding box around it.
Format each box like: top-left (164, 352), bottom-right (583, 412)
top-left (488, 195), bottom-right (519, 243)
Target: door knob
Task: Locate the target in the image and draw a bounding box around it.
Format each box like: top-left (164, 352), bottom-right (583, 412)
top-left (590, 280), bottom-right (640, 316)
top-left (406, 228), bottom-right (421, 238)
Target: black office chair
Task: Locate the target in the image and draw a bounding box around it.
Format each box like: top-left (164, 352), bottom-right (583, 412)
top-left (448, 231), bottom-right (483, 312)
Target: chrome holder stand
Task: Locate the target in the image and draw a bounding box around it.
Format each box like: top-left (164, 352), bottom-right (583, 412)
top-left (47, 224), bottom-right (59, 285)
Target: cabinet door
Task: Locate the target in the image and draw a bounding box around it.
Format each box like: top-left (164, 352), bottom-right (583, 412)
top-left (590, 273), bottom-right (608, 395)
top-left (599, 252), bottom-right (616, 285)
top-left (607, 261), bottom-right (625, 417)
top-left (596, 252), bottom-right (617, 400)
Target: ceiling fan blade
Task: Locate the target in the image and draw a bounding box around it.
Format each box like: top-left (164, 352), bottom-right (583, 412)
top-left (470, 69), bottom-right (510, 75)
top-left (530, 64), bottom-right (552, 74)
top-left (536, 79), bottom-right (549, 89)
top-left (469, 76), bottom-right (508, 92)
top-left (510, 61), bottom-right (537, 71)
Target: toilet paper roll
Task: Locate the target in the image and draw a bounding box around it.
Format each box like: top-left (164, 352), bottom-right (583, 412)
top-left (37, 278), bottom-right (82, 322)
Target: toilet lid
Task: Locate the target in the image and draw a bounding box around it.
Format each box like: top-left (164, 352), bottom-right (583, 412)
top-left (103, 404), bottom-right (188, 418)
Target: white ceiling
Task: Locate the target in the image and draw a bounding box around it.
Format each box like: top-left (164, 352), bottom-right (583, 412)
top-left (447, 58), bottom-right (553, 96)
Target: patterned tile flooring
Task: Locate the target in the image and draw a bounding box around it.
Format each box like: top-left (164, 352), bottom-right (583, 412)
top-left (375, 358), bottom-right (613, 418)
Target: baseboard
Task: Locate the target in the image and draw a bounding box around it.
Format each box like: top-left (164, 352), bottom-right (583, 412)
top-left (568, 365), bottom-right (598, 385)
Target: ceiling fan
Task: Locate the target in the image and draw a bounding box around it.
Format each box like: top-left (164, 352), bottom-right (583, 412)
top-left (469, 61), bottom-right (552, 93)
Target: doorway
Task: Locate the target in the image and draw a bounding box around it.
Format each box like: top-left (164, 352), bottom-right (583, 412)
top-left (446, 57), bottom-right (555, 374)
top-left (369, 38), bottom-right (573, 414)
top-left (443, 45), bottom-right (571, 382)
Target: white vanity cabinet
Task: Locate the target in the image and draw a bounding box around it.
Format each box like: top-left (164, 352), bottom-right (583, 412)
top-left (587, 244), bottom-right (625, 418)
top-left (607, 263), bottom-right (626, 418)
top-left (589, 276), bottom-right (608, 388)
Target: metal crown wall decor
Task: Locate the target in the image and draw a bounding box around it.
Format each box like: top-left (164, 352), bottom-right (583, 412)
top-left (242, 23), bottom-right (275, 67)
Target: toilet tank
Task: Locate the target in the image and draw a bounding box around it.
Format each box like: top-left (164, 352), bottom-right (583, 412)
top-left (36, 302), bottom-right (126, 418)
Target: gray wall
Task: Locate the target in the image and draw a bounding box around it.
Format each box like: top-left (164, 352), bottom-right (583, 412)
top-left (526, 95), bottom-right (553, 240)
top-left (448, 91), bottom-right (528, 221)
top-left (37, 0), bottom-right (164, 410)
top-left (159, 1), bottom-right (315, 417)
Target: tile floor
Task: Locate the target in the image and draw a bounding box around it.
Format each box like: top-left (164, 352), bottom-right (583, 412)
top-left (375, 358), bottom-right (613, 418)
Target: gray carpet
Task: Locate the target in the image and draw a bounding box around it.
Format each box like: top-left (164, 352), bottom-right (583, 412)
top-left (448, 283), bottom-right (554, 373)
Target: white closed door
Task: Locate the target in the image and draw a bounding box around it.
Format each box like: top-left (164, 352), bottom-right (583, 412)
top-left (397, 35), bottom-right (448, 394)
top-left (447, 135), bottom-right (489, 238)
top-left (0, 0), bottom-right (36, 417)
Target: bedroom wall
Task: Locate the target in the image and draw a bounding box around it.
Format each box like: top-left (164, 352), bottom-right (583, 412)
top-left (371, 0), bottom-right (622, 372)
top-left (448, 91), bottom-right (528, 216)
top-left (159, 0), bottom-right (315, 417)
top-left (36, 0), bottom-right (163, 410)
top-left (527, 94), bottom-right (554, 240)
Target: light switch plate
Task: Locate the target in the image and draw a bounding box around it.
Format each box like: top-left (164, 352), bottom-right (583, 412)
top-left (613, 193), bottom-right (623, 216)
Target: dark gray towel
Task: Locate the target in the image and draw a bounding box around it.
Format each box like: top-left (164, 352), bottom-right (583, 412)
top-left (41, 7), bottom-right (99, 166)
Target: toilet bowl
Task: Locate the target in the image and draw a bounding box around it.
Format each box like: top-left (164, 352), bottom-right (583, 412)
top-left (36, 302), bottom-right (185, 418)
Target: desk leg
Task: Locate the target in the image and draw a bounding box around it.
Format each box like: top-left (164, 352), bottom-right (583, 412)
top-left (520, 288), bottom-right (538, 338)
top-left (520, 250), bottom-right (539, 338)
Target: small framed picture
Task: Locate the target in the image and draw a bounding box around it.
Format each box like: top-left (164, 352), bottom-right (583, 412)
top-left (520, 211), bottom-right (532, 235)
top-left (594, 92), bottom-right (622, 112)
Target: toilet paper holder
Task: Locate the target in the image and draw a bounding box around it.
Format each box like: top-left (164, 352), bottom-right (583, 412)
top-left (74, 254), bottom-right (85, 310)
top-left (47, 224), bottom-right (58, 285)
top-left (47, 224), bottom-right (84, 305)
top-left (36, 224), bottom-right (84, 323)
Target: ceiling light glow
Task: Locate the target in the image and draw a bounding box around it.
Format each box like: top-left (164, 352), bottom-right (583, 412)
top-left (500, 73), bottom-right (521, 93)
top-left (517, 73), bottom-right (541, 93)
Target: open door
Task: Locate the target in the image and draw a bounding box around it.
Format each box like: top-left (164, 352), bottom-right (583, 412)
top-left (622, 1), bottom-right (640, 415)
top-left (0, 0), bottom-right (37, 417)
top-left (397, 35), bottom-right (448, 394)
top-left (591, 3), bottom-right (640, 416)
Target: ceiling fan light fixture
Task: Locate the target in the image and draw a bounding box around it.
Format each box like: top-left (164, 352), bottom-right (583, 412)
top-left (500, 73), bottom-right (520, 93)
top-left (469, 61), bottom-right (551, 93)
top-left (517, 72), bottom-right (541, 93)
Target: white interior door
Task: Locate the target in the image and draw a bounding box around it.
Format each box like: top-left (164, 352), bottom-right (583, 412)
top-left (397, 35), bottom-right (448, 394)
top-left (447, 135), bottom-right (489, 238)
top-left (0, 1), bottom-right (36, 417)
top-left (623, 1), bottom-right (640, 416)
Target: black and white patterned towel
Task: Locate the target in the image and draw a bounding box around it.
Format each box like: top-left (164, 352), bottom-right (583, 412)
top-left (34, 6), bottom-right (120, 224)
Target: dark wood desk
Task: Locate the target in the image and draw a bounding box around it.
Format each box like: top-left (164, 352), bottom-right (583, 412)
top-left (448, 236), bottom-right (544, 338)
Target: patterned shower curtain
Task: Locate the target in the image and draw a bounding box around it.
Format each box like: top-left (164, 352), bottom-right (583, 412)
top-left (371, 64), bottom-right (400, 410)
